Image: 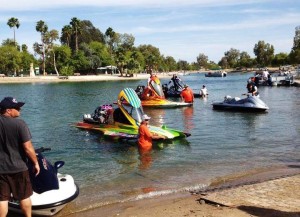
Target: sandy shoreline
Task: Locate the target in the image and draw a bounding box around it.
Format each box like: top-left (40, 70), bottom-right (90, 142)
top-left (0, 73), bottom-right (173, 84)
top-left (52, 165), bottom-right (300, 217)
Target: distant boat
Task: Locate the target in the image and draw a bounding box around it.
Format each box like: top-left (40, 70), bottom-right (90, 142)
top-left (205, 71), bottom-right (227, 77)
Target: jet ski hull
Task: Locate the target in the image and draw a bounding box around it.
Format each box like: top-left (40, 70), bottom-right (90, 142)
top-left (212, 96), bottom-right (269, 112)
top-left (9, 174), bottom-right (79, 216)
top-left (212, 103), bottom-right (268, 112)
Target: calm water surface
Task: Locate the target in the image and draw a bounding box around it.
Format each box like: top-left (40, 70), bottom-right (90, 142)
top-left (1, 73), bottom-right (300, 213)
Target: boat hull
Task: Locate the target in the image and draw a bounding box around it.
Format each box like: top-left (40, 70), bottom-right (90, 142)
top-left (75, 121), bottom-right (190, 140)
top-left (212, 103), bottom-right (268, 112)
top-left (9, 174), bottom-right (79, 216)
top-left (141, 99), bottom-right (193, 108)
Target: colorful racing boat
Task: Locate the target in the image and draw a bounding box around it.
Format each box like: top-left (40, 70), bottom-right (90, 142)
top-left (135, 75), bottom-right (193, 108)
top-left (75, 88), bottom-right (191, 140)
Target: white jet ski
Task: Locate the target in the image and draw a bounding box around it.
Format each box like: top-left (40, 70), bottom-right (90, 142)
top-left (9, 147), bottom-right (79, 216)
top-left (212, 95), bottom-right (269, 112)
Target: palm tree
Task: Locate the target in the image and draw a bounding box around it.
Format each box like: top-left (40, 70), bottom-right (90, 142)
top-left (61, 25), bottom-right (72, 47)
top-left (70, 17), bottom-right (81, 52)
top-left (45, 30), bottom-right (59, 76)
top-left (36, 20), bottom-right (48, 75)
top-left (105, 27), bottom-right (116, 56)
top-left (7, 17), bottom-right (20, 47)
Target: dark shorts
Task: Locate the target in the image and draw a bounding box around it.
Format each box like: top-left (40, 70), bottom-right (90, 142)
top-left (0, 170), bottom-right (33, 201)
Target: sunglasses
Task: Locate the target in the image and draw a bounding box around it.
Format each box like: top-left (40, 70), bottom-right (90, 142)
top-left (13, 107), bottom-right (21, 111)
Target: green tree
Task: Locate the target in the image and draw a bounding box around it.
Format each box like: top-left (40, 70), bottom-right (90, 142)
top-left (54, 45), bottom-right (73, 75)
top-left (224, 48), bottom-right (240, 68)
top-left (7, 17), bottom-right (20, 47)
top-left (218, 57), bottom-right (229, 69)
top-left (35, 20), bottom-right (48, 75)
top-left (164, 56), bottom-right (177, 72)
top-left (196, 53), bottom-right (208, 69)
top-left (70, 17), bottom-right (81, 52)
top-left (177, 60), bottom-right (190, 71)
top-left (0, 45), bottom-right (21, 75)
top-left (20, 51), bottom-right (36, 75)
top-left (238, 51), bottom-right (253, 68)
top-left (115, 47), bottom-right (126, 76)
top-left (61, 25), bottom-right (73, 47)
top-left (253, 40), bottom-right (274, 67)
top-left (89, 41), bottom-right (113, 67)
top-left (70, 50), bottom-right (90, 73)
top-left (79, 20), bottom-right (104, 44)
top-left (44, 29), bottom-right (59, 75)
top-left (105, 27), bottom-right (116, 56)
top-left (119, 33), bottom-right (135, 51)
top-left (137, 44), bottom-right (161, 72)
top-left (2, 39), bottom-right (16, 47)
top-left (289, 26), bottom-right (300, 64)
top-left (272, 52), bottom-right (289, 66)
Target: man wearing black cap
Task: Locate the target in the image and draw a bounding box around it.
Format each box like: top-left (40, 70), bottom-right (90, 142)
top-left (0, 97), bottom-right (40, 217)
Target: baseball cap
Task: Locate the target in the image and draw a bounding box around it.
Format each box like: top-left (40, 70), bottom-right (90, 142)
top-left (0, 97), bottom-right (25, 109)
top-left (142, 114), bottom-right (151, 121)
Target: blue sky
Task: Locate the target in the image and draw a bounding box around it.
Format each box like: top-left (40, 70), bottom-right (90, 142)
top-left (1, 0), bottom-right (299, 63)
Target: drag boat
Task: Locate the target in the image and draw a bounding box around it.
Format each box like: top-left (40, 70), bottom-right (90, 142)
top-left (76, 88), bottom-right (191, 140)
top-left (9, 147), bottom-right (79, 216)
top-left (212, 95), bottom-right (269, 112)
top-left (135, 76), bottom-right (192, 108)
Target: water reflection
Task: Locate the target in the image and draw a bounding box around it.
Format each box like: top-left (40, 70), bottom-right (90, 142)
top-left (182, 106), bottom-right (194, 132)
top-left (138, 149), bottom-right (153, 170)
top-left (143, 108), bottom-right (166, 126)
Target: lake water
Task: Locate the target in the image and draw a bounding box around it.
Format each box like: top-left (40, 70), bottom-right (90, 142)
top-left (1, 72), bottom-right (300, 214)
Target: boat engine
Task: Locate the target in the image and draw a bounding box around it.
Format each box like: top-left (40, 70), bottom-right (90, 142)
top-left (93, 104), bottom-right (113, 124)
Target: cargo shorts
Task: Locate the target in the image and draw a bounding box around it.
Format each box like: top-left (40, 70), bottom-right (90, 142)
top-left (0, 170), bottom-right (33, 201)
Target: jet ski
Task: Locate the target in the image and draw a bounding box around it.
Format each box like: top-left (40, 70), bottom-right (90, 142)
top-left (76, 88), bottom-right (191, 140)
top-left (8, 147), bottom-right (79, 216)
top-left (212, 95), bottom-right (269, 112)
top-left (162, 84), bottom-right (201, 98)
top-left (134, 76), bottom-right (192, 108)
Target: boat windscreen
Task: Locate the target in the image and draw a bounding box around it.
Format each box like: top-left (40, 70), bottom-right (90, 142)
top-left (150, 80), bottom-right (164, 97)
top-left (122, 104), bottom-right (144, 123)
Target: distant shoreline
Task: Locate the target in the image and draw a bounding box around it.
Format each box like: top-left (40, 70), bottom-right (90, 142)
top-left (0, 73), bottom-right (169, 84)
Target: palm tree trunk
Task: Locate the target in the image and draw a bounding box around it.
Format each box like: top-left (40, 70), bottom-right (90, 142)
top-left (53, 51), bottom-right (59, 76)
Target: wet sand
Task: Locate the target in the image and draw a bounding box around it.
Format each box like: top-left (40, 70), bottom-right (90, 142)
top-left (54, 165), bottom-right (300, 217)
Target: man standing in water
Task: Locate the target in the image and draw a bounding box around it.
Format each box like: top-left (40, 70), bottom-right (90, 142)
top-left (199, 85), bottom-right (208, 98)
top-left (0, 97), bottom-right (40, 217)
top-left (180, 85), bottom-right (194, 103)
top-left (138, 114), bottom-right (165, 151)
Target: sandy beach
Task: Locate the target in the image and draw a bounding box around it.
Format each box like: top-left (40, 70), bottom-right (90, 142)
top-left (0, 73), bottom-right (172, 84)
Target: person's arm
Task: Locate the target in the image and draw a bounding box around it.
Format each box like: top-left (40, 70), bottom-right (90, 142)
top-left (143, 125), bottom-right (166, 140)
top-left (151, 133), bottom-right (166, 140)
top-left (23, 141), bottom-right (40, 176)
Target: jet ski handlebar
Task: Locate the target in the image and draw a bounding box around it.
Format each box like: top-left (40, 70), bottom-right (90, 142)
top-left (35, 147), bottom-right (51, 153)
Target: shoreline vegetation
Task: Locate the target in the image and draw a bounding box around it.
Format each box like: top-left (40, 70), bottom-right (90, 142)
top-left (0, 68), bottom-right (299, 85)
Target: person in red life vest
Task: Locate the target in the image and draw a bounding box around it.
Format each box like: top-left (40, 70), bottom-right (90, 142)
top-left (138, 114), bottom-right (165, 151)
top-left (180, 84), bottom-right (194, 103)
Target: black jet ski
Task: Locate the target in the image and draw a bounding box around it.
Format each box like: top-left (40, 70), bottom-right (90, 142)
top-left (212, 95), bottom-right (269, 112)
top-left (162, 84), bottom-right (201, 98)
top-left (9, 147), bottom-right (79, 216)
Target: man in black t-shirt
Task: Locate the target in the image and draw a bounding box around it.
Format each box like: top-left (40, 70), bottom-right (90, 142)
top-left (0, 97), bottom-right (40, 217)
